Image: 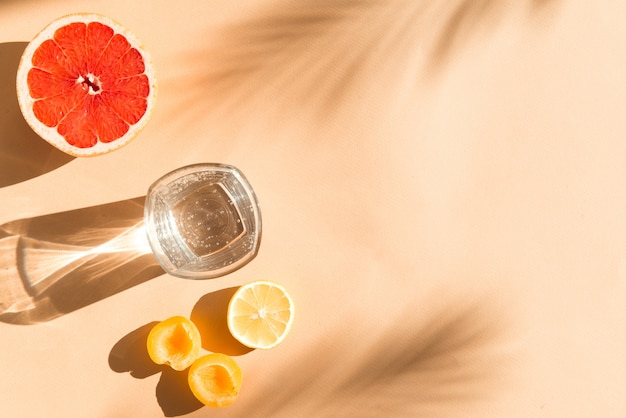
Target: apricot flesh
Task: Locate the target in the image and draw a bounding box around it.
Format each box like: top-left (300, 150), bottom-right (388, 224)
top-left (146, 316), bottom-right (201, 371)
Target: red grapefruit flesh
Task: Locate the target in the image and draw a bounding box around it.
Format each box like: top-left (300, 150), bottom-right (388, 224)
top-left (16, 14), bottom-right (156, 157)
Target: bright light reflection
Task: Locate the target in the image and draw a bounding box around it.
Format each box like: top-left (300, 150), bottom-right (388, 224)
top-left (89, 220), bottom-right (151, 255)
top-left (19, 221), bottom-right (153, 296)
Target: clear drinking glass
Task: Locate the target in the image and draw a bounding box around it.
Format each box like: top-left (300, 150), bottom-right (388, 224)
top-left (144, 163), bottom-right (261, 279)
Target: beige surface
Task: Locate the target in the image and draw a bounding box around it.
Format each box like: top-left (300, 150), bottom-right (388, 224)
top-left (1, 0), bottom-right (625, 416)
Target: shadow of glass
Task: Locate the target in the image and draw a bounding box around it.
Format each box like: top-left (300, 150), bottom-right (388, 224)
top-left (190, 287), bottom-right (254, 356)
top-left (0, 42), bottom-right (74, 188)
top-left (0, 196), bottom-right (164, 325)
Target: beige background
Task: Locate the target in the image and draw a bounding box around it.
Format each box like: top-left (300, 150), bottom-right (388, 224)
top-left (1, 0), bottom-right (625, 416)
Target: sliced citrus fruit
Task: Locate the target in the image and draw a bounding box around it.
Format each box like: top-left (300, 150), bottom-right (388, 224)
top-left (227, 280), bottom-right (295, 349)
top-left (16, 13), bottom-right (156, 157)
top-left (146, 316), bottom-right (201, 371)
top-left (188, 353), bottom-right (243, 408)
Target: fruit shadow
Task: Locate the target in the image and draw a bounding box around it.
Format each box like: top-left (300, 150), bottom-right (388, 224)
top-left (190, 286), bottom-right (254, 356)
top-left (108, 287), bottom-right (252, 416)
top-left (0, 42), bottom-right (74, 188)
top-left (0, 196), bottom-right (164, 324)
top-left (108, 321), bottom-right (204, 416)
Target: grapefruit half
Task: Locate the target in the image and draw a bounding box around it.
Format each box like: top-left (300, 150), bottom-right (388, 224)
top-left (16, 13), bottom-right (156, 157)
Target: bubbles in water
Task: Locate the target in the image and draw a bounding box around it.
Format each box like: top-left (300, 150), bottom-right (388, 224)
top-left (171, 184), bottom-right (244, 257)
top-left (144, 163), bottom-right (261, 279)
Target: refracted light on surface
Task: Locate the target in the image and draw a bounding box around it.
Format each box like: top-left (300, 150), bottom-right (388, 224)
top-left (18, 221), bottom-right (152, 296)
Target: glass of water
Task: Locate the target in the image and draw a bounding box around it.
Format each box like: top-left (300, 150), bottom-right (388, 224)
top-left (144, 163), bottom-right (262, 279)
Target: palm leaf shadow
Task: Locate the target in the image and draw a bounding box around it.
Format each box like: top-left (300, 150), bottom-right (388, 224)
top-left (240, 299), bottom-right (514, 417)
top-left (174, 0), bottom-right (560, 132)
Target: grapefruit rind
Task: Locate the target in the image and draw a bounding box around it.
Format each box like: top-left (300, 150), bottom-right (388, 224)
top-left (16, 13), bottom-right (157, 157)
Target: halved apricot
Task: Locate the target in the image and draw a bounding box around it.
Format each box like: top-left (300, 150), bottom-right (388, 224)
top-left (188, 353), bottom-right (243, 408)
top-left (146, 316), bottom-right (201, 371)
